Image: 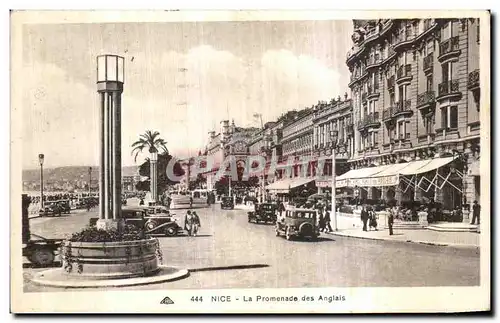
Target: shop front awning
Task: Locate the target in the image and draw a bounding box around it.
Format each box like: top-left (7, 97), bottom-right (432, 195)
top-left (336, 165), bottom-right (392, 188)
top-left (336, 157), bottom-right (458, 188)
top-left (265, 178), bottom-right (293, 192)
top-left (289, 177), bottom-right (315, 189)
top-left (400, 156), bottom-right (457, 175)
top-left (468, 159), bottom-right (480, 176)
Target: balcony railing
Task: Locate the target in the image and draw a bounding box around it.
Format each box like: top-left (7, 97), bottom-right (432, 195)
top-left (394, 29), bottom-right (416, 51)
top-left (397, 64), bottom-right (412, 82)
top-left (423, 53), bottom-right (433, 74)
top-left (387, 75), bottom-right (395, 92)
top-left (467, 69), bottom-right (480, 90)
top-left (394, 100), bottom-right (412, 116)
top-left (367, 54), bottom-right (381, 69)
top-left (437, 79), bottom-right (460, 99)
top-left (358, 112), bottom-right (380, 130)
top-left (367, 84), bottom-right (380, 99)
top-left (382, 108), bottom-right (393, 121)
top-left (417, 91), bottom-right (435, 108)
top-left (438, 36), bottom-right (460, 62)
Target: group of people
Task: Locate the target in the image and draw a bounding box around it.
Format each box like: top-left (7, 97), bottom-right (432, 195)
top-left (183, 210), bottom-right (201, 236)
top-left (360, 205), bottom-right (379, 232)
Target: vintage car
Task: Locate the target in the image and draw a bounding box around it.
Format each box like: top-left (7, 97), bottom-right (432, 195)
top-left (58, 200), bottom-right (71, 214)
top-left (220, 196), bottom-right (234, 210)
top-left (275, 207), bottom-right (320, 241)
top-left (89, 207), bottom-right (183, 237)
top-left (248, 203), bottom-right (277, 224)
top-left (39, 201), bottom-right (63, 217)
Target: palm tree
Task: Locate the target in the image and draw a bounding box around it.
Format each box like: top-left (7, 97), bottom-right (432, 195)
top-left (131, 130), bottom-right (168, 162)
top-left (131, 130), bottom-right (168, 202)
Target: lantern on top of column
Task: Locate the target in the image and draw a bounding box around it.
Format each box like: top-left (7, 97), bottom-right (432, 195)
top-left (97, 55), bottom-right (124, 84)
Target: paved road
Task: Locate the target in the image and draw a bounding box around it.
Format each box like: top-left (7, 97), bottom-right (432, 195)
top-left (23, 204), bottom-right (480, 292)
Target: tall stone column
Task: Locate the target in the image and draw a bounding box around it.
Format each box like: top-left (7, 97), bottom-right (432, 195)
top-left (150, 152), bottom-right (158, 203)
top-left (96, 55), bottom-right (125, 230)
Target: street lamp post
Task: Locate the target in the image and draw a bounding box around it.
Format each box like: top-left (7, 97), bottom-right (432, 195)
top-left (150, 151), bottom-right (158, 204)
top-left (38, 154), bottom-right (44, 209)
top-left (330, 130), bottom-right (339, 231)
top-left (88, 167), bottom-right (92, 196)
top-left (220, 141), bottom-right (232, 199)
top-left (96, 54), bottom-right (125, 229)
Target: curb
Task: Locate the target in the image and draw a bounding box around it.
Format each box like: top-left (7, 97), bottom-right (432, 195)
top-left (326, 232), bottom-right (479, 249)
top-left (31, 266), bottom-right (189, 288)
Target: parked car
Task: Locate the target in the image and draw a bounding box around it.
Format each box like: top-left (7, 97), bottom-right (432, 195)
top-left (89, 206), bottom-right (183, 237)
top-left (39, 201), bottom-right (61, 217)
top-left (275, 207), bottom-right (320, 241)
top-left (248, 203), bottom-right (277, 224)
top-left (58, 200), bottom-right (71, 214)
top-left (221, 196), bottom-right (234, 210)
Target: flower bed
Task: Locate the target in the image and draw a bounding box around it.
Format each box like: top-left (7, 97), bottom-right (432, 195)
top-left (61, 226), bottom-right (163, 280)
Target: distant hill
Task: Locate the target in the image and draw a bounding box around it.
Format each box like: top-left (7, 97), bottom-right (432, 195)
top-left (22, 166), bottom-right (139, 183)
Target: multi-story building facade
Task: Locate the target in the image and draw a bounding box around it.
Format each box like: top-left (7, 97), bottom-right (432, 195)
top-left (280, 108), bottom-right (314, 178)
top-left (345, 18), bottom-right (481, 214)
top-left (200, 120), bottom-right (259, 191)
top-left (312, 95), bottom-right (354, 192)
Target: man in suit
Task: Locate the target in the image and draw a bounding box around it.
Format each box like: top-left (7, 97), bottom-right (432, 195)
top-left (471, 200), bottom-right (481, 225)
top-left (361, 206), bottom-right (369, 232)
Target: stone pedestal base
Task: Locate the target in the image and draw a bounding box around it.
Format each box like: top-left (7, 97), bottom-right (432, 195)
top-left (96, 219), bottom-right (124, 231)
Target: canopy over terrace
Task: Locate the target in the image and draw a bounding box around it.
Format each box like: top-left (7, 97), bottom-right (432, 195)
top-left (336, 156), bottom-right (458, 188)
top-left (265, 177), bottom-right (315, 193)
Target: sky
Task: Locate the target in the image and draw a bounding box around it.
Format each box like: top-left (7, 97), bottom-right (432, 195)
top-left (22, 20), bottom-right (353, 169)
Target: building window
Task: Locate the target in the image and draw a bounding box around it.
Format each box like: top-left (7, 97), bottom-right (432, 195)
top-left (441, 21), bottom-right (452, 40)
top-left (440, 106), bottom-right (458, 129)
top-left (426, 76), bottom-right (433, 91)
top-left (425, 116), bottom-right (433, 134)
top-left (398, 121), bottom-right (405, 139)
top-left (449, 106), bottom-right (458, 129)
top-left (441, 107), bottom-right (447, 129)
top-left (390, 93), bottom-right (395, 106)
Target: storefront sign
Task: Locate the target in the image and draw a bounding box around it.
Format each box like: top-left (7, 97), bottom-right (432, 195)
top-left (336, 179), bottom-right (348, 188)
top-left (348, 175), bottom-right (399, 187)
top-left (316, 180), bottom-right (330, 188)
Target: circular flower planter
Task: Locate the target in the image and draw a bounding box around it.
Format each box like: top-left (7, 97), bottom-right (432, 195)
top-left (61, 238), bottom-right (160, 280)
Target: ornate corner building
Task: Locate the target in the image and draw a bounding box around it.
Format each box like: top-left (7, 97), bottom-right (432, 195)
top-left (345, 18), bottom-right (481, 210)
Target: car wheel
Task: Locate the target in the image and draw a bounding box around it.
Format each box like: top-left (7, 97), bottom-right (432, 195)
top-left (285, 227), bottom-right (292, 241)
top-left (165, 226), bottom-right (177, 237)
top-left (29, 247), bottom-right (55, 266)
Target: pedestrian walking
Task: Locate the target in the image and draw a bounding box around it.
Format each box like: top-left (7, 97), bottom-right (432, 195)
top-left (189, 196), bottom-right (193, 208)
top-left (369, 209), bottom-right (378, 231)
top-left (184, 210), bottom-right (193, 236)
top-left (361, 206), bottom-right (369, 232)
top-left (471, 200), bottom-right (481, 225)
top-left (191, 211), bottom-right (201, 236)
top-left (324, 210), bottom-right (333, 233)
top-left (388, 208), bottom-right (394, 235)
top-left (318, 209), bottom-right (325, 232)
top-left (278, 201), bottom-right (285, 218)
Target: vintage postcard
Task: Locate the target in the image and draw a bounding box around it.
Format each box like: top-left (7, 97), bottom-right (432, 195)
top-left (10, 10), bottom-right (490, 313)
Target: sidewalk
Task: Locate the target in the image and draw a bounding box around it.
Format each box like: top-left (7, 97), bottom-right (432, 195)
top-left (326, 227), bottom-right (480, 248)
